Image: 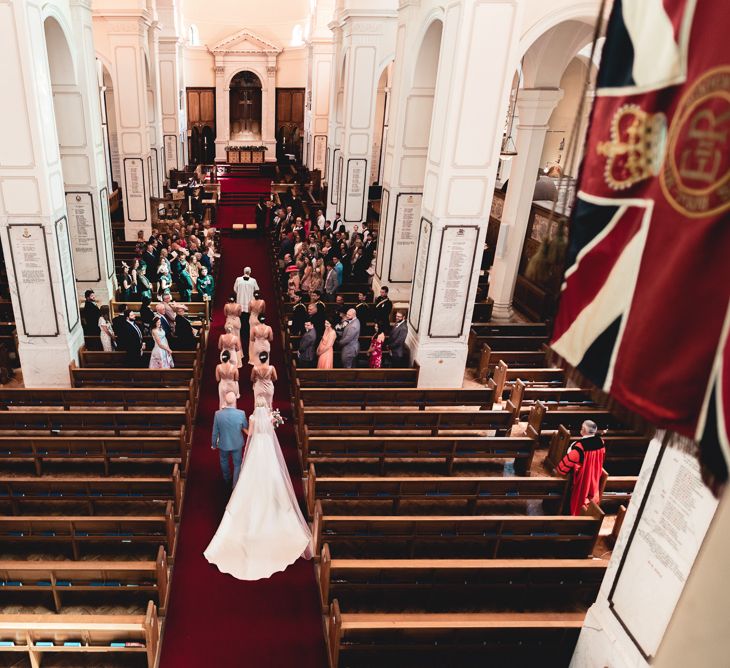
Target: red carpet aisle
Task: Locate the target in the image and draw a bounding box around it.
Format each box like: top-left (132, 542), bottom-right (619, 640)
top-left (216, 175), bottom-right (272, 229)
top-left (158, 224), bottom-right (327, 664)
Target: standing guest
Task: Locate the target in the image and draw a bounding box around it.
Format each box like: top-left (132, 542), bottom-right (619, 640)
top-left (307, 302), bottom-right (325, 340)
top-left (111, 304), bottom-right (128, 341)
top-left (211, 391), bottom-right (249, 487)
top-left (196, 266), bottom-right (215, 302)
top-left (81, 290), bottom-right (101, 337)
top-left (368, 322), bottom-right (385, 368)
top-left (311, 257), bottom-right (325, 292)
top-left (98, 305), bottom-right (115, 352)
top-left (120, 263), bottom-right (134, 300)
top-left (333, 212), bottom-right (342, 229)
top-left (251, 351), bottom-right (277, 409)
top-left (324, 261), bottom-right (339, 300)
top-left (121, 309), bottom-right (145, 368)
top-left (355, 291), bottom-right (372, 334)
top-left (137, 264), bottom-right (153, 301)
top-left (149, 317), bottom-right (174, 369)
top-left (374, 286), bottom-right (393, 330)
top-left (154, 303), bottom-right (173, 339)
top-left (329, 294), bottom-right (347, 325)
top-left (142, 243), bottom-right (158, 273)
top-left (315, 208), bottom-right (326, 230)
top-left (139, 296), bottom-right (156, 335)
top-left (298, 321), bottom-right (317, 368)
top-left (173, 305), bottom-right (196, 350)
top-left (178, 260), bottom-right (194, 302)
top-left (556, 420), bottom-right (606, 516)
top-left (388, 310), bottom-right (408, 368)
top-left (250, 314), bottom-right (273, 367)
top-left (224, 294), bottom-right (243, 340)
top-left (300, 256), bottom-right (314, 292)
top-left (234, 267), bottom-right (259, 346)
top-left (219, 324), bottom-right (243, 368)
top-left (161, 292), bottom-right (178, 328)
top-left (157, 265), bottom-right (172, 299)
top-left (290, 292), bottom-right (307, 336)
top-left (317, 319), bottom-right (337, 369)
top-left (338, 309), bottom-right (361, 369)
top-left (215, 350), bottom-right (239, 410)
top-left (333, 255), bottom-right (345, 286)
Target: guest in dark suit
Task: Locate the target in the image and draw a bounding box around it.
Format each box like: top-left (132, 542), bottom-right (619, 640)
top-left (307, 302), bottom-right (325, 341)
top-left (388, 311), bottom-right (408, 368)
top-left (290, 292), bottom-right (308, 336)
top-left (173, 305), bottom-right (197, 350)
top-left (297, 321), bottom-right (317, 368)
top-left (355, 291), bottom-right (372, 334)
top-left (154, 304), bottom-right (173, 339)
top-left (81, 290), bottom-right (101, 337)
top-left (111, 304), bottom-right (128, 340)
top-left (139, 296), bottom-right (156, 335)
top-left (120, 309), bottom-right (145, 367)
top-left (374, 286), bottom-right (392, 330)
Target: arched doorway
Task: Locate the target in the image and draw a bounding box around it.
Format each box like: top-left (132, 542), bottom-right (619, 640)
top-left (229, 71), bottom-right (262, 142)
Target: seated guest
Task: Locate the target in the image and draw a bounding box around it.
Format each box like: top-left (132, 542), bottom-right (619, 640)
top-left (173, 305), bottom-right (196, 350)
top-left (297, 321), bottom-right (317, 368)
top-left (81, 290), bottom-right (101, 336)
top-left (556, 420), bottom-right (606, 516)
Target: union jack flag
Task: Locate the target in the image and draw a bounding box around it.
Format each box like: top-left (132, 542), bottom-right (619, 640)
top-left (551, 0), bottom-right (730, 483)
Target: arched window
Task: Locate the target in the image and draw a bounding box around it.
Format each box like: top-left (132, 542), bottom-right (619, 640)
top-left (290, 24), bottom-right (304, 47)
top-left (188, 24), bottom-right (200, 47)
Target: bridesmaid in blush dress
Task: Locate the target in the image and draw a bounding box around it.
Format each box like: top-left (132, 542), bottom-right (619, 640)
top-left (218, 325), bottom-right (242, 368)
top-left (223, 294), bottom-right (242, 340)
top-left (250, 315), bottom-right (273, 367)
top-left (316, 319), bottom-right (336, 369)
top-left (250, 351), bottom-right (277, 409)
top-left (215, 350), bottom-right (240, 409)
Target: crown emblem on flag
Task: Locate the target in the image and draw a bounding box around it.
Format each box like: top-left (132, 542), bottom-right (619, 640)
top-left (597, 104), bottom-right (667, 190)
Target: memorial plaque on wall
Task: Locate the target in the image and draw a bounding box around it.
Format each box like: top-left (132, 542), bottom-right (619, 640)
top-left (7, 224), bottom-right (59, 337)
top-left (164, 134), bottom-right (178, 173)
top-left (313, 135), bottom-right (327, 173)
top-left (608, 442), bottom-right (718, 660)
top-left (331, 150), bottom-right (341, 205)
top-left (55, 217), bottom-right (80, 332)
top-left (65, 192), bottom-right (100, 282)
top-left (99, 187), bottom-right (115, 279)
top-left (375, 188), bottom-right (389, 277)
top-left (123, 157), bottom-right (147, 222)
top-left (344, 158), bottom-right (367, 222)
top-left (428, 225), bottom-right (479, 338)
top-left (409, 218), bottom-right (432, 332)
top-left (388, 192), bottom-right (422, 283)
top-left (151, 149), bottom-right (160, 198)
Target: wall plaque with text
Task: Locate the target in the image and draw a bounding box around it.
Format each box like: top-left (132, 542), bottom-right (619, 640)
top-left (313, 135), bottom-right (327, 173)
top-left (164, 134), bottom-right (178, 173)
top-left (409, 218), bottom-right (432, 333)
top-left (65, 192), bottom-right (100, 282)
top-left (344, 158), bottom-right (367, 222)
top-left (123, 157), bottom-right (147, 222)
top-left (388, 192), bottom-right (422, 283)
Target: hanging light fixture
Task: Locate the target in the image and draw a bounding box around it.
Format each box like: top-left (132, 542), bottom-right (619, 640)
top-left (500, 62), bottom-right (522, 160)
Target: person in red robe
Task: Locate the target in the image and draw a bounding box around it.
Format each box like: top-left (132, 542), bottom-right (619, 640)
top-left (557, 420), bottom-right (606, 516)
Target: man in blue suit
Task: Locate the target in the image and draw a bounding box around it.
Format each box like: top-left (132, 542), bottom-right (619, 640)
top-left (211, 392), bottom-right (249, 486)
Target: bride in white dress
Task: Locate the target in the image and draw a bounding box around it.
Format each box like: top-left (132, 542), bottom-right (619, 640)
top-left (204, 397), bottom-right (312, 580)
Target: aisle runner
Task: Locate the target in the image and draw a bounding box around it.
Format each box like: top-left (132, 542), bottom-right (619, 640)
top-left (216, 176), bottom-right (271, 230)
top-left (158, 231), bottom-right (327, 667)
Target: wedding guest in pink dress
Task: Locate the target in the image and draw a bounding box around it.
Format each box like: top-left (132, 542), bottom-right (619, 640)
top-left (368, 322), bottom-right (385, 368)
top-left (317, 319), bottom-right (336, 369)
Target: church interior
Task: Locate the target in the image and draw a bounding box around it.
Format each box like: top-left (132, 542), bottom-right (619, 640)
top-left (0, 0), bottom-right (728, 666)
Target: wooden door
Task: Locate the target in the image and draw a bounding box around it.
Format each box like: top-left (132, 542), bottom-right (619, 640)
top-left (186, 88), bottom-right (216, 165)
top-left (276, 88), bottom-right (305, 161)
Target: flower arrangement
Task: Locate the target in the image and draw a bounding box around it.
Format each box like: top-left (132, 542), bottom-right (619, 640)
top-left (271, 409), bottom-right (285, 429)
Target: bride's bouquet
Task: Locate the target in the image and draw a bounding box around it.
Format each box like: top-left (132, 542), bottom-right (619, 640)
top-left (270, 409), bottom-right (285, 429)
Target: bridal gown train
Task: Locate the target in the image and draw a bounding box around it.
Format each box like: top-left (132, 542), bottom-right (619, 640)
top-left (204, 404), bottom-right (312, 580)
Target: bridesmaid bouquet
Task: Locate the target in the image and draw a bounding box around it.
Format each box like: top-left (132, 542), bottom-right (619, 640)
top-left (270, 410), bottom-right (285, 429)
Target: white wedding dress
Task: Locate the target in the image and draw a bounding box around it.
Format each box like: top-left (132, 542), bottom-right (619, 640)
top-left (204, 401), bottom-right (312, 580)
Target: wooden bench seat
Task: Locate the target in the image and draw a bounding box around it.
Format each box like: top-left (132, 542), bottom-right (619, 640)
top-left (312, 502), bottom-right (602, 559)
top-left (600, 475), bottom-right (638, 512)
top-left (490, 361), bottom-right (566, 400)
top-left (328, 600), bottom-right (583, 668)
top-left (471, 323), bottom-right (549, 337)
top-left (304, 434), bottom-right (537, 476)
top-left (0, 502), bottom-right (175, 559)
top-left (0, 546), bottom-right (169, 614)
top-left (297, 387), bottom-right (495, 411)
top-left (84, 335), bottom-right (199, 351)
top-left (0, 465), bottom-right (183, 516)
top-left (319, 549), bottom-right (607, 614)
top-left (506, 380), bottom-right (594, 414)
top-left (307, 466), bottom-right (567, 517)
top-left (0, 387), bottom-right (193, 412)
top-left (476, 335), bottom-right (548, 352)
top-left (0, 600), bottom-right (159, 667)
top-left (476, 345), bottom-right (548, 379)
top-left (527, 403), bottom-right (634, 446)
top-left (79, 350), bottom-right (199, 369)
top-left (110, 299), bottom-right (209, 323)
top-left (0, 434), bottom-right (187, 475)
top-left (71, 367), bottom-right (196, 389)
top-left (295, 368), bottom-right (419, 388)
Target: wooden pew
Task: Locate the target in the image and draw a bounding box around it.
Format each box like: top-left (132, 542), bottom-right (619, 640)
top-left (312, 502), bottom-right (602, 559)
top-left (0, 434), bottom-right (187, 476)
top-left (489, 361), bottom-right (566, 402)
top-left (307, 466), bottom-right (567, 517)
top-left (318, 547), bottom-right (607, 613)
top-left (79, 349), bottom-right (199, 370)
top-left (71, 367), bottom-right (196, 389)
top-left (506, 380), bottom-right (594, 415)
top-left (327, 599), bottom-right (583, 668)
top-left (295, 368), bottom-right (419, 388)
top-left (0, 465), bottom-right (183, 516)
top-left (110, 299), bottom-right (209, 323)
top-left (301, 410), bottom-right (515, 444)
top-left (0, 600), bottom-right (159, 668)
top-left (475, 335), bottom-right (549, 351)
top-left (471, 323), bottom-right (549, 337)
top-left (476, 344), bottom-right (547, 380)
top-left (545, 425), bottom-right (651, 476)
top-left (297, 387), bottom-right (495, 411)
top-left (304, 434), bottom-right (537, 475)
top-left (0, 546), bottom-right (170, 614)
top-left (600, 474), bottom-right (638, 512)
top-left (0, 502), bottom-right (176, 559)
top-left (0, 387), bottom-right (193, 412)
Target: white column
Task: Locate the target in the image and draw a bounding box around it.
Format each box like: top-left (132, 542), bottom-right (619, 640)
top-left (325, 22), bottom-right (344, 221)
top-left (406, 0), bottom-right (523, 388)
top-left (325, 10), bottom-right (397, 228)
top-left (214, 64), bottom-right (229, 162)
top-left (104, 14), bottom-right (154, 239)
top-left (147, 18), bottom-right (165, 197)
top-left (262, 61), bottom-right (277, 159)
top-left (488, 88), bottom-right (563, 321)
top-left (0, 0), bottom-right (86, 386)
top-left (304, 39), bottom-right (334, 173)
top-left (157, 0), bottom-right (186, 176)
top-left (373, 2), bottom-right (430, 301)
